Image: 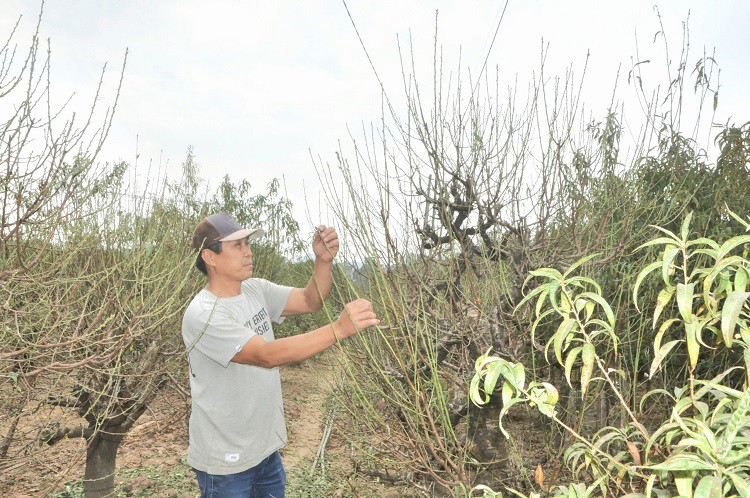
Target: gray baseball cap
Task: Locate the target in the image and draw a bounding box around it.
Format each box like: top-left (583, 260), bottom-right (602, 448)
top-left (191, 212), bottom-right (264, 251)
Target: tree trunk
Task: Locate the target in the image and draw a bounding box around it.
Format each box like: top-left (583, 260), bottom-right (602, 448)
top-left (467, 399), bottom-right (506, 476)
top-left (84, 431), bottom-right (124, 498)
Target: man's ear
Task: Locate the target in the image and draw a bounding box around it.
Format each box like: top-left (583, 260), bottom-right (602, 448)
top-left (202, 248), bottom-right (218, 270)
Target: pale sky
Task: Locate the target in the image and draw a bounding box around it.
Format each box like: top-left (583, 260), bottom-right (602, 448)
top-left (2, 1), bottom-right (749, 227)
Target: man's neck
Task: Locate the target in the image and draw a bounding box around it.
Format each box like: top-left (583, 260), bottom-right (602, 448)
top-left (205, 275), bottom-right (243, 298)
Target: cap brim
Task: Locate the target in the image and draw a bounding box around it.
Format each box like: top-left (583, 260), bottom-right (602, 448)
top-left (219, 228), bottom-right (264, 242)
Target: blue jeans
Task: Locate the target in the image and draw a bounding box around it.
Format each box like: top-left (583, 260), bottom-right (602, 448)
top-left (193, 451), bottom-right (286, 498)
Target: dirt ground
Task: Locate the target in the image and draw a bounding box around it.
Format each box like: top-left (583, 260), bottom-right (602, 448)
top-left (1, 350), bottom-right (406, 497)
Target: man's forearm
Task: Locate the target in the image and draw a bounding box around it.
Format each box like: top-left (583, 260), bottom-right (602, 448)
top-left (257, 323), bottom-right (337, 367)
top-left (302, 258), bottom-right (332, 310)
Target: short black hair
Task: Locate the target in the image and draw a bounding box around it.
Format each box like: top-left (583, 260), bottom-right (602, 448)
top-left (195, 242), bottom-right (222, 276)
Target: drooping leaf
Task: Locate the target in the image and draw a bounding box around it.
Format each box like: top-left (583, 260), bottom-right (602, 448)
top-left (686, 321), bottom-right (700, 371)
top-left (653, 286), bottom-right (676, 329)
top-left (650, 340), bottom-right (682, 378)
top-left (720, 388), bottom-right (750, 458)
top-left (661, 245), bottom-right (681, 285)
top-left (553, 318), bottom-right (578, 366)
top-left (676, 283), bottom-right (696, 323)
top-left (729, 472), bottom-right (750, 498)
top-left (654, 318), bottom-right (681, 352)
top-left (694, 475), bottom-right (723, 498)
top-left (563, 253), bottom-right (601, 278)
top-left (626, 440), bottom-right (642, 466)
top-left (680, 212), bottom-right (694, 241)
top-left (722, 291), bottom-right (750, 347)
top-left (564, 346), bottom-right (583, 388)
top-left (634, 261), bottom-right (663, 312)
top-left (718, 235), bottom-right (750, 260)
top-left (581, 343), bottom-right (595, 395)
top-left (579, 292), bottom-right (616, 327)
top-left (736, 267), bottom-right (749, 293)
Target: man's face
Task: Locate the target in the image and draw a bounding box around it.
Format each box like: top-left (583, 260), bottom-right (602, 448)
top-left (207, 237), bottom-right (253, 281)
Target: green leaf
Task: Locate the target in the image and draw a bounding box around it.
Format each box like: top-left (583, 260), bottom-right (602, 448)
top-left (651, 224), bottom-right (681, 241)
top-left (680, 212), bottom-right (694, 241)
top-left (484, 362), bottom-right (504, 398)
top-left (636, 236), bottom-right (682, 252)
top-left (565, 346), bottom-right (583, 388)
top-left (729, 472), bottom-right (750, 498)
top-left (736, 267), bottom-right (749, 293)
top-left (645, 474), bottom-right (657, 498)
top-left (726, 203), bottom-right (750, 231)
top-left (581, 343), bottom-right (595, 395)
top-left (654, 318), bottom-right (681, 352)
top-left (722, 291), bottom-right (750, 347)
top-left (563, 253), bottom-right (601, 278)
top-left (515, 282), bottom-right (551, 314)
top-left (535, 289), bottom-right (550, 317)
top-left (694, 475), bottom-right (722, 498)
top-left (718, 235), bottom-right (750, 260)
top-left (512, 362), bottom-right (526, 390)
top-left (498, 398), bottom-right (526, 438)
top-left (530, 267), bottom-right (564, 281)
top-left (501, 380), bottom-right (514, 407)
top-left (677, 283), bottom-right (696, 323)
top-left (554, 318), bottom-right (578, 366)
top-left (579, 292), bottom-right (616, 327)
top-left (662, 245), bottom-right (681, 285)
top-left (721, 388), bottom-right (750, 458)
top-left (469, 373), bottom-right (485, 406)
top-left (9, 372), bottom-right (18, 383)
top-left (653, 287), bottom-right (676, 329)
top-left (686, 237), bottom-right (721, 250)
top-left (704, 256), bottom-right (746, 295)
top-left (634, 261), bottom-right (663, 312)
top-left (686, 321), bottom-right (700, 371)
top-left (650, 340), bottom-right (682, 378)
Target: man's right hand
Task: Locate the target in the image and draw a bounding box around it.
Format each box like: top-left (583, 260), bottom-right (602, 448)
top-left (334, 299), bottom-right (379, 339)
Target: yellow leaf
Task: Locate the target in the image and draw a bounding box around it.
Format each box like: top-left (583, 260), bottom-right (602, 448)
top-left (535, 464), bottom-right (545, 488)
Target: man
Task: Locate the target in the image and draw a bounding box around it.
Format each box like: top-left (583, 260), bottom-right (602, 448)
top-left (182, 212), bottom-right (378, 497)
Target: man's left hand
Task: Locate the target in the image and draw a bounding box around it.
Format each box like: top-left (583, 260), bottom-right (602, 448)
top-left (312, 225), bottom-right (339, 263)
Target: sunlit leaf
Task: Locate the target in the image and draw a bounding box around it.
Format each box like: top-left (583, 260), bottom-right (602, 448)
top-left (653, 286), bottom-right (675, 329)
top-left (686, 321), bottom-right (700, 371)
top-left (661, 245), bottom-right (681, 285)
top-left (650, 340), bottom-right (682, 378)
top-left (718, 235), bottom-right (750, 260)
top-left (680, 212), bottom-right (694, 241)
top-left (654, 318), bottom-right (681, 352)
top-left (636, 237), bottom-right (682, 252)
top-left (501, 380), bottom-right (513, 407)
top-left (581, 343), bottom-right (595, 395)
top-left (721, 388), bottom-right (750, 458)
top-left (722, 291), bottom-right (750, 347)
top-left (729, 473), bottom-right (750, 498)
top-left (553, 318), bottom-right (577, 366)
top-left (563, 253), bottom-right (601, 278)
top-left (676, 283), bottom-right (696, 323)
top-left (736, 267), bottom-right (749, 293)
top-left (694, 475), bottom-right (723, 498)
top-left (579, 292), bottom-right (615, 327)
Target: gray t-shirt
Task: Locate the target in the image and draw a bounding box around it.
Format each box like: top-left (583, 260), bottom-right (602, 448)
top-left (181, 278), bottom-right (293, 475)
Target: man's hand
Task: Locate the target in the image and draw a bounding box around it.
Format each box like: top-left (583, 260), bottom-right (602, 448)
top-left (333, 299), bottom-right (379, 340)
top-left (312, 225), bottom-right (339, 263)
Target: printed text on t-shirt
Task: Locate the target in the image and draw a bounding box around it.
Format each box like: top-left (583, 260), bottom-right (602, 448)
top-left (245, 308), bottom-right (270, 336)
